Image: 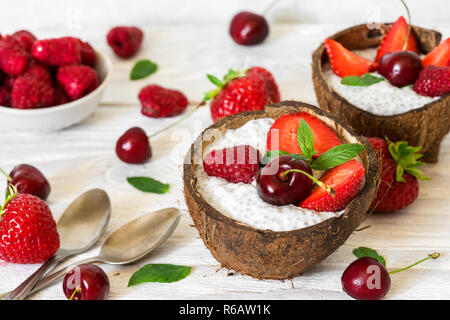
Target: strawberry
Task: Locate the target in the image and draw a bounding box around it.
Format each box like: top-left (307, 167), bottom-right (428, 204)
top-left (205, 67), bottom-right (280, 122)
top-left (11, 75), bottom-right (55, 109)
top-left (0, 187), bottom-right (60, 264)
top-left (0, 36), bottom-right (28, 76)
top-left (299, 159), bottom-right (365, 212)
top-left (31, 37), bottom-right (82, 67)
top-left (57, 65), bottom-right (98, 100)
top-left (324, 38), bottom-right (376, 77)
top-left (138, 85), bottom-right (188, 118)
top-left (413, 65), bottom-right (450, 97)
top-left (107, 26), bottom-right (143, 58)
top-left (11, 30), bottom-right (37, 52)
top-left (370, 138), bottom-right (430, 213)
top-left (80, 41), bottom-right (97, 66)
top-left (203, 145), bottom-right (260, 183)
top-left (267, 112), bottom-right (341, 157)
top-left (375, 16), bottom-right (419, 62)
top-left (422, 38), bottom-right (450, 68)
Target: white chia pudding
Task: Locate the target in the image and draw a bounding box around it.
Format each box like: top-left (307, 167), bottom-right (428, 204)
top-left (195, 118), bottom-right (345, 232)
top-left (323, 48), bottom-right (439, 116)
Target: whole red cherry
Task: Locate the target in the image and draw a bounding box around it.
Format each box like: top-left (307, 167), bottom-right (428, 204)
top-left (9, 164), bottom-right (51, 201)
top-left (378, 51), bottom-right (422, 87)
top-left (115, 127), bottom-right (152, 164)
top-left (256, 155), bottom-right (313, 206)
top-left (341, 257), bottom-right (391, 300)
top-left (63, 264), bottom-right (110, 300)
top-left (229, 11), bottom-right (269, 46)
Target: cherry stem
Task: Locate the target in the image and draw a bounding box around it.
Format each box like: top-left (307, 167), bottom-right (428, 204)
top-left (401, 0), bottom-right (412, 51)
top-left (388, 252), bottom-right (440, 274)
top-left (280, 169), bottom-right (336, 197)
top-left (148, 101), bottom-right (206, 140)
top-left (69, 287), bottom-right (81, 300)
top-left (262, 0), bottom-right (283, 16)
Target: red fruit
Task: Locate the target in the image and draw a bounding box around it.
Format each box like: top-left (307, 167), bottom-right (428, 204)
top-left (0, 37), bottom-right (28, 76)
top-left (267, 112), bottom-right (341, 157)
top-left (413, 65), bottom-right (450, 97)
top-left (11, 75), bottom-right (55, 109)
top-left (422, 38), bottom-right (450, 68)
top-left (63, 264), bottom-right (110, 300)
top-left (107, 26), bottom-right (143, 58)
top-left (138, 85), bottom-right (188, 118)
top-left (115, 127), bottom-right (151, 164)
top-left (378, 51), bottom-right (422, 87)
top-left (0, 85), bottom-right (11, 106)
top-left (80, 41), bottom-right (96, 66)
top-left (342, 257), bottom-right (391, 300)
top-left (0, 193), bottom-right (60, 264)
top-left (375, 16), bottom-right (419, 62)
top-left (11, 30), bottom-right (37, 51)
top-left (229, 11), bottom-right (269, 46)
top-left (208, 67), bottom-right (280, 122)
top-left (9, 164), bottom-right (51, 201)
top-left (22, 61), bottom-right (52, 83)
top-left (57, 65), bottom-right (99, 100)
top-left (373, 173), bottom-right (419, 212)
top-left (203, 145), bottom-right (260, 184)
top-left (54, 86), bottom-right (69, 106)
top-left (300, 159), bottom-right (365, 212)
top-left (324, 38), bottom-right (376, 77)
top-left (31, 37), bottom-right (81, 67)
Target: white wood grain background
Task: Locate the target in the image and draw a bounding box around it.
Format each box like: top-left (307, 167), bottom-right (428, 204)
top-left (0, 0), bottom-right (449, 300)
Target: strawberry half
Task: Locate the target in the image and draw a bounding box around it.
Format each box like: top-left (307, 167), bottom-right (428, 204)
top-left (299, 159), bottom-right (365, 212)
top-left (422, 38), bottom-right (450, 68)
top-left (375, 16), bottom-right (419, 62)
top-left (324, 38), bottom-right (376, 77)
top-left (267, 112), bottom-right (341, 157)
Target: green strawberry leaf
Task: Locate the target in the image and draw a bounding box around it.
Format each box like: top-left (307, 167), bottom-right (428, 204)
top-left (128, 264), bottom-right (191, 286)
top-left (341, 73), bottom-right (384, 86)
top-left (386, 138), bottom-right (431, 182)
top-left (203, 69), bottom-right (247, 102)
top-left (130, 59), bottom-right (158, 80)
top-left (310, 144), bottom-right (365, 171)
top-left (127, 177), bottom-right (170, 194)
top-left (297, 119), bottom-right (316, 160)
top-left (353, 247), bottom-right (386, 266)
top-left (206, 74), bottom-right (223, 88)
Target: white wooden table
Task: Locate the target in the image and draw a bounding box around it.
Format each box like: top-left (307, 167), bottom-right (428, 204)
top-left (0, 12), bottom-right (449, 300)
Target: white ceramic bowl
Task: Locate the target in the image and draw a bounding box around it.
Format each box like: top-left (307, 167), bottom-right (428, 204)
top-left (0, 49), bottom-right (112, 132)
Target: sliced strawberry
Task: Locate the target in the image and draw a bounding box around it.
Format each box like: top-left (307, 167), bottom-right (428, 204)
top-left (267, 112), bottom-right (341, 157)
top-left (375, 16), bottom-right (420, 62)
top-left (422, 38), bottom-right (450, 68)
top-left (324, 38), bottom-right (375, 77)
top-left (299, 159), bottom-right (365, 212)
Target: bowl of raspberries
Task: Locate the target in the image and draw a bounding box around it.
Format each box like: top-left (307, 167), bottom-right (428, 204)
top-left (0, 30), bottom-right (112, 131)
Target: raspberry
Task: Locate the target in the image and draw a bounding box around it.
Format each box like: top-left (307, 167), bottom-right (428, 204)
top-left (0, 85), bottom-right (11, 107)
top-left (413, 65), bottom-right (450, 97)
top-left (107, 26), bottom-right (143, 58)
top-left (203, 145), bottom-right (260, 184)
top-left (31, 37), bottom-right (81, 67)
top-left (11, 30), bottom-right (37, 51)
top-left (138, 85), bottom-right (188, 118)
top-left (81, 41), bottom-right (96, 66)
top-left (11, 76), bottom-right (55, 109)
top-left (22, 61), bottom-right (52, 83)
top-left (54, 86), bottom-right (69, 106)
top-left (0, 36), bottom-right (28, 76)
top-left (57, 65), bottom-right (98, 100)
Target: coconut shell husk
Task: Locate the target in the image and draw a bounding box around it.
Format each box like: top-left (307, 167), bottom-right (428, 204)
top-left (183, 101), bottom-right (380, 280)
top-left (312, 23), bottom-right (449, 163)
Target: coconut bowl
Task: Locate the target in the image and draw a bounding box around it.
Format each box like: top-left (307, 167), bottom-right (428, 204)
top-left (183, 101), bottom-right (380, 280)
top-left (312, 23), bottom-right (449, 163)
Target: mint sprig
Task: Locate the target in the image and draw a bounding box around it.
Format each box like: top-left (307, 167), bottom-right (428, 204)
top-left (386, 138), bottom-right (431, 182)
top-left (297, 119), bottom-right (317, 160)
top-left (128, 264), bottom-right (191, 286)
top-left (203, 69), bottom-right (247, 101)
top-left (127, 176), bottom-right (170, 194)
top-left (130, 59), bottom-right (158, 80)
top-left (341, 73), bottom-right (384, 86)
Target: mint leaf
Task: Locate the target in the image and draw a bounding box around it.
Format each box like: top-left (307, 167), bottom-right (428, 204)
top-left (310, 143), bottom-right (365, 171)
top-left (341, 73), bottom-right (384, 86)
top-left (297, 119), bottom-right (316, 159)
top-left (353, 247), bottom-right (386, 266)
top-left (128, 264), bottom-right (191, 286)
top-left (130, 59), bottom-right (158, 80)
top-left (262, 150), bottom-right (309, 165)
top-left (127, 177), bottom-right (170, 194)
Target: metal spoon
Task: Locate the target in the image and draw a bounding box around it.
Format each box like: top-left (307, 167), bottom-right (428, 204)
top-left (24, 207), bottom-right (180, 298)
top-left (1, 188), bottom-right (111, 300)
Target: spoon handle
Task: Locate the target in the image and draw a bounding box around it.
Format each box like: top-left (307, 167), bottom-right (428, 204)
top-left (3, 254), bottom-right (65, 300)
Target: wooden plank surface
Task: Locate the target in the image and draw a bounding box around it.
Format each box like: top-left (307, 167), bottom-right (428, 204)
top-left (0, 23), bottom-right (449, 300)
